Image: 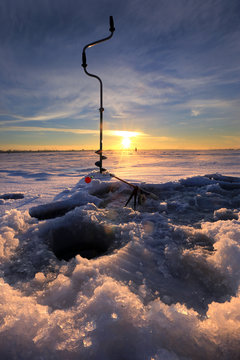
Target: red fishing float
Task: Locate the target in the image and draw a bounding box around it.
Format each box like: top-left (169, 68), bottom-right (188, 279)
top-left (85, 176), bottom-right (92, 184)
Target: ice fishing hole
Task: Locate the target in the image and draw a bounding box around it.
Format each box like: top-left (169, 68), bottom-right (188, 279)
top-left (49, 220), bottom-right (116, 261)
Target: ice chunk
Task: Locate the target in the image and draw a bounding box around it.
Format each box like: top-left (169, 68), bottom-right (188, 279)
top-left (214, 208), bottom-right (238, 221)
top-left (0, 193), bottom-right (24, 200)
top-left (29, 191), bottom-right (101, 220)
top-left (180, 176), bottom-right (215, 187)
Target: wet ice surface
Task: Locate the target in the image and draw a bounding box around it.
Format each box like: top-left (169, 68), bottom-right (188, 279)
top-left (0, 150), bottom-right (240, 360)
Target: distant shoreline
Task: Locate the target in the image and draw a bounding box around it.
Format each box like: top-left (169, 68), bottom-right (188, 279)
top-left (0, 149), bottom-right (88, 153)
top-left (0, 149), bottom-right (239, 154)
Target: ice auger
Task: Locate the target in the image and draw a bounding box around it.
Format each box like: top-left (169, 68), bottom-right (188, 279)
top-left (82, 16), bottom-right (115, 173)
top-left (82, 17), bottom-right (158, 209)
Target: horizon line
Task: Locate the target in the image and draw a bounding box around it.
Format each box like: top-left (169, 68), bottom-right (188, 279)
top-left (0, 148), bottom-right (239, 153)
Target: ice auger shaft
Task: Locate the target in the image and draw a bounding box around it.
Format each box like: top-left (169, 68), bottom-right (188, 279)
top-left (82, 16), bottom-right (115, 173)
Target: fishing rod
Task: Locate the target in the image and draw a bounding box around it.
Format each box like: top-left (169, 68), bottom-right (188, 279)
top-left (109, 173), bottom-right (158, 210)
top-left (82, 16), bottom-right (115, 173)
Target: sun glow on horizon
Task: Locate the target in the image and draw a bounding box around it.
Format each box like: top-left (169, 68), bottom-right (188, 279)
top-left (110, 130), bottom-right (141, 150)
top-left (110, 130), bottom-right (142, 138)
top-left (121, 136), bottom-right (131, 149)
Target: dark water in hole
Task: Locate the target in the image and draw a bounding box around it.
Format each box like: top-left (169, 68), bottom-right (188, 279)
top-left (49, 220), bottom-right (116, 261)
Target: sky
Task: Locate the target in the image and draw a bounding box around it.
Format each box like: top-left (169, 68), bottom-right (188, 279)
top-left (0, 0), bottom-right (240, 150)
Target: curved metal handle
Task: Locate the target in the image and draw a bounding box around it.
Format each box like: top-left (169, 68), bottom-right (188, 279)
top-left (109, 16), bottom-right (115, 32)
top-left (82, 51), bottom-right (87, 69)
top-left (82, 16), bottom-right (115, 69)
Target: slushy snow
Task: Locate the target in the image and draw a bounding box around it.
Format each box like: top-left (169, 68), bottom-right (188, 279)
top-left (0, 150), bottom-right (240, 360)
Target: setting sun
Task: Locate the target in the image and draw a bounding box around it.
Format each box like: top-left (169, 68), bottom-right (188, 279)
top-left (108, 130), bottom-right (142, 150)
top-left (121, 136), bottom-right (131, 149)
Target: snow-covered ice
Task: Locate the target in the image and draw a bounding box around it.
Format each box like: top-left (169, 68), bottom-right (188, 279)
top-left (0, 149), bottom-right (240, 360)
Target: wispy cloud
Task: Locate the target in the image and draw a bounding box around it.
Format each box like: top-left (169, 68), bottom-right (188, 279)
top-left (221, 135), bottom-right (240, 141)
top-left (109, 130), bottom-right (144, 137)
top-left (191, 109), bottom-right (200, 117)
top-left (0, 126), bottom-right (147, 137)
top-left (0, 126), bottom-right (100, 135)
top-left (0, 111), bottom-right (76, 125)
top-left (145, 136), bottom-right (176, 142)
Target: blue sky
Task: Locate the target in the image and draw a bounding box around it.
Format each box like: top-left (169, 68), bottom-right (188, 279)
top-left (0, 0), bottom-right (240, 150)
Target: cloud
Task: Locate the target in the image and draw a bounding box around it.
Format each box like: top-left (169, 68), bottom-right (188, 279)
top-left (0, 126), bottom-right (100, 135)
top-left (109, 130), bottom-right (145, 137)
top-left (191, 110), bottom-right (200, 117)
top-left (0, 126), bottom-right (147, 137)
top-left (221, 135), bottom-right (240, 142)
top-left (145, 136), bottom-right (176, 142)
top-left (0, 112), bottom-right (76, 125)
top-left (173, 98), bottom-right (240, 120)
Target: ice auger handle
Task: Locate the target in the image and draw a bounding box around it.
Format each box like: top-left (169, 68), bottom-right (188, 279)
top-left (82, 52), bottom-right (87, 68)
top-left (109, 16), bottom-right (115, 32)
